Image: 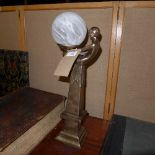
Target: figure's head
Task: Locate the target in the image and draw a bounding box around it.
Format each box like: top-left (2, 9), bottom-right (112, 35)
top-left (52, 12), bottom-right (87, 48)
top-left (89, 27), bottom-right (100, 41)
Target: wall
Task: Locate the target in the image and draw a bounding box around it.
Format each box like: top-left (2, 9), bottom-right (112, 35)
top-left (115, 8), bottom-right (155, 122)
top-left (0, 11), bottom-right (19, 50)
top-left (25, 9), bottom-right (112, 118)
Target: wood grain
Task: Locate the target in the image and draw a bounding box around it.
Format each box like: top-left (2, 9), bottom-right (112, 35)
top-left (1, 2), bottom-right (113, 11)
top-left (104, 2), bottom-right (125, 120)
top-left (104, 2), bottom-right (119, 120)
top-left (108, 2), bottom-right (125, 120)
top-left (17, 8), bottom-right (27, 51)
top-left (0, 87), bottom-right (65, 151)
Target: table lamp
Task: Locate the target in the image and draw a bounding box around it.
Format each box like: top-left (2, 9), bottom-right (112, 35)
top-left (52, 12), bottom-right (101, 148)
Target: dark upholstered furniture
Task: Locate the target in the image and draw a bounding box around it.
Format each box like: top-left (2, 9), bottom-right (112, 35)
top-left (100, 115), bottom-right (155, 155)
top-left (0, 49), bottom-right (29, 97)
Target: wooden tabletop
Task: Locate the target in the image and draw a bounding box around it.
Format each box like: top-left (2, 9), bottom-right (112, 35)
top-left (0, 87), bottom-right (65, 151)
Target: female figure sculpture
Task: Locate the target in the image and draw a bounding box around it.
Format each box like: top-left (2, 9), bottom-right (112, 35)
top-left (52, 12), bottom-right (101, 148)
top-left (56, 27), bottom-right (101, 148)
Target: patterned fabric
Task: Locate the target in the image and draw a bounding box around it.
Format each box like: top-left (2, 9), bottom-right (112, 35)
top-left (0, 49), bottom-right (29, 97)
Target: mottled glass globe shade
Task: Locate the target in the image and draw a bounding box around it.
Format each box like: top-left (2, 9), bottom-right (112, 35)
top-left (52, 12), bottom-right (87, 47)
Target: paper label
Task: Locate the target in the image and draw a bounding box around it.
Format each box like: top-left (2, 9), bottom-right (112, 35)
top-left (66, 51), bottom-right (78, 57)
top-left (54, 49), bottom-right (81, 77)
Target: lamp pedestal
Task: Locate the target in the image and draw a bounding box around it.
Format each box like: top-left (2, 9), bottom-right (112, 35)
top-left (56, 111), bottom-right (88, 148)
top-left (56, 58), bottom-right (88, 148)
top-left (56, 27), bottom-right (101, 148)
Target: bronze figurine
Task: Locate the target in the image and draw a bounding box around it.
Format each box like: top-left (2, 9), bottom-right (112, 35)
top-left (56, 27), bottom-right (101, 148)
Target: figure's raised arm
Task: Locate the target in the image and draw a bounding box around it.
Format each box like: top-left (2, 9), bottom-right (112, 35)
top-left (80, 27), bottom-right (101, 64)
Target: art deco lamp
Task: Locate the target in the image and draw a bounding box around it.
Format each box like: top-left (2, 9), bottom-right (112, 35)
top-left (52, 12), bottom-right (101, 148)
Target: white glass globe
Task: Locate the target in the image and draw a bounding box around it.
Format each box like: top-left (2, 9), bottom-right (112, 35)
top-left (52, 12), bottom-right (87, 47)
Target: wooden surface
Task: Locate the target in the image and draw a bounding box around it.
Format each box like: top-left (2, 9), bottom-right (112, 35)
top-left (0, 2), bottom-right (113, 11)
top-left (17, 8), bottom-right (26, 51)
top-left (104, 1), bottom-right (125, 120)
top-left (107, 2), bottom-right (125, 120)
top-left (29, 117), bottom-right (109, 155)
top-left (0, 87), bottom-right (65, 151)
top-left (104, 2), bottom-right (119, 120)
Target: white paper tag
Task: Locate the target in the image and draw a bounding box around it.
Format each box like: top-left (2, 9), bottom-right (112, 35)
top-left (54, 49), bottom-right (81, 77)
top-left (66, 51), bottom-right (78, 57)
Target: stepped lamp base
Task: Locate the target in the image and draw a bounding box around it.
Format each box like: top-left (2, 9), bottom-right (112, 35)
top-left (56, 126), bottom-right (86, 149)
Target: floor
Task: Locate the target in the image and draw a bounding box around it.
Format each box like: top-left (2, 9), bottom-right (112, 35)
top-left (29, 116), bottom-right (109, 155)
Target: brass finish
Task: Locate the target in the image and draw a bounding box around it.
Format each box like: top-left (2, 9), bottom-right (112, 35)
top-left (56, 27), bottom-right (101, 148)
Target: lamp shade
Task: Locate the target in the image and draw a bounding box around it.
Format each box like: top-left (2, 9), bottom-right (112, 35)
top-left (52, 12), bottom-right (87, 47)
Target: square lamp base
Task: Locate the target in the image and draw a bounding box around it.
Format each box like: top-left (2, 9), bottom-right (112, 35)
top-left (55, 126), bottom-right (86, 149)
